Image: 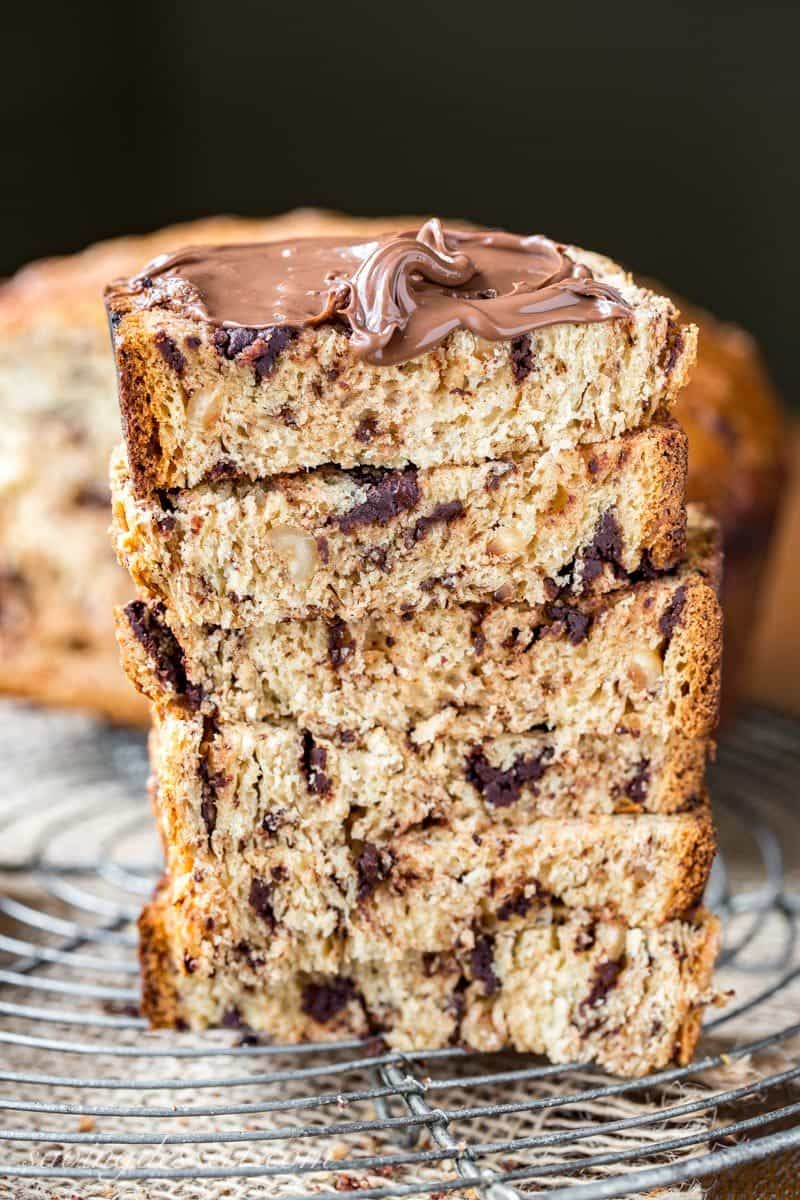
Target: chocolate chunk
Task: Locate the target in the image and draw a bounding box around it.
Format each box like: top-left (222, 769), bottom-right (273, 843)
top-left (470, 936), bottom-right (499, 995)
top-left (74, 483), bottom-right (111, 509)
top-left (248, 877), bottom-right (276, 929)
top-left (261, 810), bottom-right (284, 836)
top-left (422, 951), bottom-right (440, 977)
top-left (185, 334), bottom-right (201, 350)
top-left (221, 1006), bottom-right (245, 1028)
top-left (199, 774), bottom-right (218, 841)
top-left (246, 327), bottom-right (299, 381)
top-left (408, 499), bottom-right (464, 544)
top-left (213, 327), bottom-right (259, 359)
top-left (327, 616), bottom-right (355, 668)
top-left (580, 510), bottom-right (624, 590)
top-left (183, 953), bottom-right (197, 974)
top-left (108, 309), bottom-right (123, 332)
top-left (466, 745), bottom-right (552, 808)
top-left (155, 488), bottom-right (178, 513)
top-left (660, 319), bottom-right (684, 374)
top-left (207, 459), bottom-right (238, 482)
top-left (575, 926), bottom-right (597, 952)
top-left (581, 958), bottom-right (624, 1013)
top-left (496, 891), bottom-right (533, 922)
top-left (356, 842), bottom-right (394, 900)
top-left (510, 333), bottom-right (534, 381)
top-left (299, 730), bottom-right (331, 795)
top-left (447, 979), bottom-right (468, 1023)
top-left (300, 976), bottom-right (356, 1024)
top-left (124, 600), bottom-right (202, 706)
top-left (338, 467), bottom-right (420, 533)
top-left (659, 585), bottom-right (687, 642)
top-left (543, 602), bottom-right (592, 645)
top-left (363, 546), bottom-right (390, 572)
top-left (631, 549), bottom-right (661, 583)
top-left (199, 717), bottom-right (226, 842)
top-left (213, 325), bottom-right (298, 379)
top-left (355, 415), bottom-right (379, 443)
top-left (625, 759), bottom-right (651, 804)
top-left (471, 605), bottom-right (489, 658)
top-left (154, 331), bottom-right (186, 376)
top-left (316, 535), bottom-right (330, 564)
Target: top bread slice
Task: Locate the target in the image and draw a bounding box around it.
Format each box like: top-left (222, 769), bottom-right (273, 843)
top-left (106, 235), bottom-right (696, 496)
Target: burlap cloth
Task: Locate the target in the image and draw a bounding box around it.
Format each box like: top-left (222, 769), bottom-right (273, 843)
top-left (0, 701), bottom-right (798, 1200)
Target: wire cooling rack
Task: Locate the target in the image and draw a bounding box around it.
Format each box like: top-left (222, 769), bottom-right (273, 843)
top-left (1, 700), bottom-right (799, 1199)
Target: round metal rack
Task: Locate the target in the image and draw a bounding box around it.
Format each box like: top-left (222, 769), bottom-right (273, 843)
top-left (0, 700), bottom-right (799, 1198)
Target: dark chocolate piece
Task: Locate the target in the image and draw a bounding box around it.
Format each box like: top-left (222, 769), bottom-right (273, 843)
top-left (543, 602), bottom-right (592, 645)
top-left (356, 842), bottom-right (394, 900)
top-left (496, 892), bottom-right (533, 922)
top-left (625, 759), bottom-right (651, 804)
top-left (466, 745), bottom-right (553, 808)
top-left (470, 936), bottom-right (499, 995)
top-left (581, 959), bottom-right (624, 1013)
top-left (355, 415), bottom-right (379, 443)
top-left (299, 730), bottom-right (331, 795)
top-left (327, 616), bottom-right (355, 668)
top-left (659, 585), bottom-right (688, 642)
top-left (248, 877), bottom-right (276, 929)
top-left (154, 331), bottom-right (186, 375)
top-left (580, 510), bottom-right (625, 589)
top-left (124, 600), bottom-right (202, 706)
top-left (510, 333), bottom-right (534, 381)
top-left (300, 977), bottom-right (356, 1024)
top-left (408, 499), bottom-right (464, 544)
top-left (338, 468), bottom-right (420, 533)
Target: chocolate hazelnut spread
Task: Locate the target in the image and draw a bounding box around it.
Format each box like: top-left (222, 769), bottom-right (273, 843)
top-left (119, 218), bottom-right (632, 367)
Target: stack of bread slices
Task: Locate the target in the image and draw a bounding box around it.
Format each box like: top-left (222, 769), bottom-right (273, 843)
top-left (108, 220), bottom-right (722, 1077)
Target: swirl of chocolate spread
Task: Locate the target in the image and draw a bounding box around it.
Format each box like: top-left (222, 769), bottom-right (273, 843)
top-left (129, 218), bottom-right (632, 367)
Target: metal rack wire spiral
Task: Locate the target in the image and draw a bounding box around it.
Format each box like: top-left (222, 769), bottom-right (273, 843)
top-left (1, 699), bottom-right (799, 1199)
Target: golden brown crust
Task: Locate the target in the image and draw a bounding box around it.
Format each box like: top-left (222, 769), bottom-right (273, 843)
top-left (674, 911), bottom-right (722, 1065)
top-left (138, 878), bottom-right (180, 1027)
top-left (663, 805), bottom-right (718, 919)
top-left (642, 283), bottom-right (787, 718)
top-left (642, 417), bottom-right (690, 568)
top-left (669, 571), bottom-right (724, 739)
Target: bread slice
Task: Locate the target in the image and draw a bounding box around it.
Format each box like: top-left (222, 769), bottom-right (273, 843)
top-left (111, 421), bottom-right (687, 626)
top-left (105, 232), bottom-right (695, 495)
top-left (140, 882), bottom-right (719, 1078)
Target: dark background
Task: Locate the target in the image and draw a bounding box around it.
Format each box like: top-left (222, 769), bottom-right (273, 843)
top-left (3, 2), bottom-right (799, 401)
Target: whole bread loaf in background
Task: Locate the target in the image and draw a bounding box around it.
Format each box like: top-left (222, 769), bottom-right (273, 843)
top-left (0, 212), bottom-right (786, 724)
